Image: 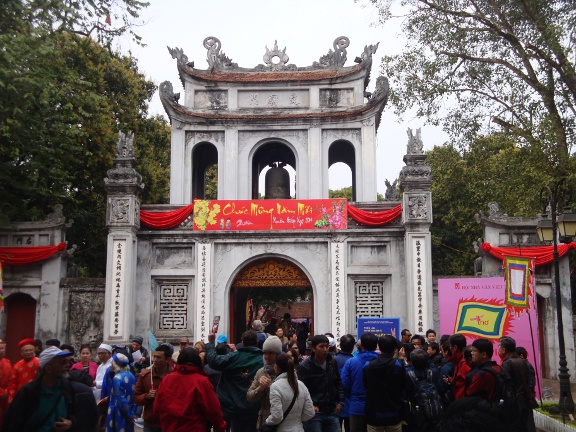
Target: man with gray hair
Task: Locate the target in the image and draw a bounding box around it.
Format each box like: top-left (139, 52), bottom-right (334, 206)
top-left (252, 320), bottom-right (268, 349)
top-left (3, 346), bottom-right (89, 431)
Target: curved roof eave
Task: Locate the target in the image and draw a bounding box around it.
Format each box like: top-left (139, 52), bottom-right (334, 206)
top-left (160, 88), bottom-right (388, 131)
top-left (177, 57), bottom-right (373, 89)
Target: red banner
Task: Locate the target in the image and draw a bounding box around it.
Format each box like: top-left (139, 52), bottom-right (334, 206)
top-left (193, 199), bottom-right (347, 231)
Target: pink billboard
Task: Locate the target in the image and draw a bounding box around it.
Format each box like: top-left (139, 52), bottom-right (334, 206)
top-left (438, 277), bottom-right (542, 396)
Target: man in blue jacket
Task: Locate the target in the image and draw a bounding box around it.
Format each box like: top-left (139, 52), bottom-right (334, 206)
top-left (341, 333), bottom-right (379, 432)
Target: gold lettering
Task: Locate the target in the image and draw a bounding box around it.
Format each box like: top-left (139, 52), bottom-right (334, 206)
top-left (223, 203), bottom-right (248, 216)
top-left (297, 203), bottom-right (313, 215)
top-left (277, 203), bottom-right (295, 214)
top-left (250, 203), bottom-right (275, 216)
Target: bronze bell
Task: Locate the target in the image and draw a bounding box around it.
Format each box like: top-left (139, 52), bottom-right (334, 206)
top-left (265, 162), bottom-right (290, 199)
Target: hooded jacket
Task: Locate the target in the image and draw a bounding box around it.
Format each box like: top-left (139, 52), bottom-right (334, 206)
top-left (153, 364), bottom-right (226, 432)
top-left (205, 343), bottom-right (263, 419)
top-left (363, 354), bottom-right (406, 426)
top-left (340, 350), bottom-right (379, 416)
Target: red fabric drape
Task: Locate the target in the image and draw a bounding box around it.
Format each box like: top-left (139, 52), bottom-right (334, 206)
top-left (0, 242), bottom-right (66, 266)
top-left (481, 242), bottom-right (576, 266)
top-left (140, 204), bottom-right (195, 230)
top-left (347, 204), bottom-right (402, 226)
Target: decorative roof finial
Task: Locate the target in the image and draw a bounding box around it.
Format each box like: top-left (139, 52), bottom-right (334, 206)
top-left (116, 131), bottom-right (134, 158)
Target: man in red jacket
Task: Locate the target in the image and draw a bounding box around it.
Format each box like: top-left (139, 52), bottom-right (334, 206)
top-left (447, 334), bottom-right (471, 400)
top-left (465, 338), bottom-right (500, 402)
top-left (135, 344), bottom-right (173, 431)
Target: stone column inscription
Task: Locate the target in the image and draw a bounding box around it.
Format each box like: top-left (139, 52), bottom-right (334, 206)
top-left (195, 243), bottom-right (212, 342)
top-left (411, 236), bottom-right (428, 334)
top-left (110, 239), bottom-right (127, 339)
top-left (331, 241), bottom-right (346, 339)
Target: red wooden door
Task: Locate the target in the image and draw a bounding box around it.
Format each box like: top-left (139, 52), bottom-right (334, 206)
top-left (5, 294), bottom-right (36, 364)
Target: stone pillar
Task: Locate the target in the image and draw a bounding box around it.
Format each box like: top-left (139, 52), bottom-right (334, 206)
top-left (195, 241), bottom-right (212, 342)
top-left (331, 239), bottom-right (346, 340)
top-left (103, 132), bottom-right (144, 344)
top-left (399, 128), bottom-right (433, 334)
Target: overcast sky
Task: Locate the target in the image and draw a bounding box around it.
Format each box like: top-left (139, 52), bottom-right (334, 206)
top-left (119, 0), bottom-right (448, 194)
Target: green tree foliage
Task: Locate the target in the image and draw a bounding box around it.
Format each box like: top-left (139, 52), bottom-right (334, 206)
top-left (329, 186), bottom-right (385, 201)
top-left (429, 133), bottom-right (545, 275)
top-left (369, 0), bottom-right (576, 184)
top-left (204, 164), bottom-right (218, 200)
top-left (0, 0), bottom-right (169, 276)
top-left (329, 186), bottom-right (353, 201)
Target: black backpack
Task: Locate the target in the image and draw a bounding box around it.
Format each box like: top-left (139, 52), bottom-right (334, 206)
top-left (408, 369), bottom-right (444, 428)
top-left (479, 364), bottom-right (520, 426)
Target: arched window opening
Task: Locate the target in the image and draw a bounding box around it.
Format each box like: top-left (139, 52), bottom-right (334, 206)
top-left (192, 143), bottom-right (218, 200)
top-left (328, 140), bottom-right (356, 201)
top-left (252, 142), bottom-right (296, 199)
top-left (328, 162), bottom-right (353, 200)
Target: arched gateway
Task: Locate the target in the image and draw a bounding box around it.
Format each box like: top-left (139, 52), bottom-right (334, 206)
top-left (102, 36), bottom-right (435, 347)
top-left (229, 257), bottom-right (313, 341)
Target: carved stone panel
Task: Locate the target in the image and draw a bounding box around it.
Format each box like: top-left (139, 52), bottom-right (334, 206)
top-left (349, 244), bottom-right (388, 266)
top-left (154, 246), bottom-right (194, 267)
top-left (194, 90), bottom-right (228, 110)
top-left (107, 197), bottom-right (131, 225)
top-left (157, 281), bottom-right (190, 331)
top-left (67, 287), bottom-right (105, 354)
top-left (407, 194), bottom-right (429, 220)
top-left (355, 281), bottom-right (385, 319)
top-left (319, 88), bottom-right (354, 108)
top-left (238, 90), bottom-right (309, 109)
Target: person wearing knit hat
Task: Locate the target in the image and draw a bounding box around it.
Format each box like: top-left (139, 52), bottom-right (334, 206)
top-left (7, 338), bottom-right (39, 402)
top-left (105, 352), bottom-right (136, 432)
top-left (247, 335), bottom-right (283, 430)
top-left (129, 335), bottom-right (149, 377)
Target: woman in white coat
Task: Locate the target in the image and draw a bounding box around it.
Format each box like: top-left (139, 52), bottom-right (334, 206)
top-left (265, 353), bottom-right (315, 432)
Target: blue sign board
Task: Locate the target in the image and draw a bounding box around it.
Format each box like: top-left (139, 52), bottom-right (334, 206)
top-left (357, 317), bottom-right (401, 339)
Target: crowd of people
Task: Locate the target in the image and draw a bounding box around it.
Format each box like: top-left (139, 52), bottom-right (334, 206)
top-left (0, 318), bottom-right (539, 432)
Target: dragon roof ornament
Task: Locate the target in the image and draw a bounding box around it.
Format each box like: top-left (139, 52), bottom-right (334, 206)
top-left (167, 36), bottom-right (379, 73)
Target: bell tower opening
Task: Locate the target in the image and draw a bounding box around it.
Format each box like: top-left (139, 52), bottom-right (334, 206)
top-left (252, 142), bottom-right (296, 199)
top-left (192, 142), bottom-right (218, 200)
top-left (329, 140), bottom-right (356, 201)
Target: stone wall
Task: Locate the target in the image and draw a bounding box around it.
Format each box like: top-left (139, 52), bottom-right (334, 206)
top-left (61, 278), bottom-right (105, 354)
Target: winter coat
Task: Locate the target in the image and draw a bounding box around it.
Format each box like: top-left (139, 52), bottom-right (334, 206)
top-left (246, 364), bottom-right (277, 430)
top-left (205, 342), bottom-right (263, 419)
top-left (265, 372), bottom-right (315, 432)
top-left (134, 365), bottom-right (173, 428)
top-left (340, 350), bottom-right (379, 416)
top-left (363, 354), bottom-right (406, 427)
top-left (334, 351), bottom-right (354, 418)
top-left (153, 364), bottom-right (226, 432)
top-left (2, 379), bottom-right (97, 432)
top-left (297, 354), bottom-right (344, 414)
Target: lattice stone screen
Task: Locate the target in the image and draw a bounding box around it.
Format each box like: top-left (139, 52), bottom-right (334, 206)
top-left (355, 281), bottom-right (384, 320)
top-left (158, 282), bottom-right (189, 330)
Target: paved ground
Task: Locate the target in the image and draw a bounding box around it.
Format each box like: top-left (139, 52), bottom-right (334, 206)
top-left (540, 377), bottom-right (576, 402)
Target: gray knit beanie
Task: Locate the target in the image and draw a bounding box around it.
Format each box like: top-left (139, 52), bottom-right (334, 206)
top-left (262, 335), bottom-right (282, 354)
